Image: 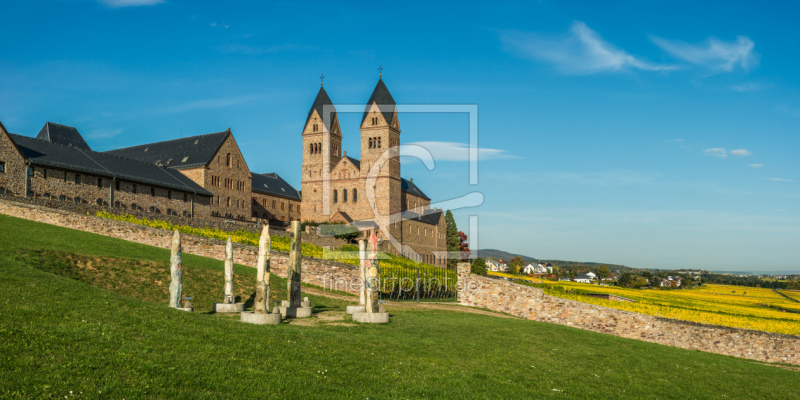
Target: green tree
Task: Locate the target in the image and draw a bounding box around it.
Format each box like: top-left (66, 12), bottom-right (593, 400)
top-left (471, 257), bottom-right (488, 275)
top-left (617, 272), bottom-right (632, 287)
top-left (445, 210), bottom-right (459, 269)
top-left (508, 263), bottom-right (520, 275)
top-left (597, 265), bottom-right (610, 280)
top-left (507, 256), bottom-right (524, 275)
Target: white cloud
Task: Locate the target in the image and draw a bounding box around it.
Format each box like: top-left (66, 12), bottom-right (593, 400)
top-left (402, 141), bottom-right (518, 162)
top-left (219, 43), bottom-right (319, 55)
top-left (87, 128), bottom-right (124, 139)
top-left (731, 82), bottom-right (772, 92)
top-left (703, 148), bottom-right (727, 158)
top-left (731, 149), bottom-right (751, 156)
top-left (766, 178), bottom-right (794, 182)
top-left (98, 0), bottom-right (164, 7)
top-left (749, 164), bottom-right (763, 168)
top-left (157, 95), bottom-right (262, 114)
top-left (499, 21), bottom-right (673, 74)
top-left (651, 35), bottom-right (758, 72)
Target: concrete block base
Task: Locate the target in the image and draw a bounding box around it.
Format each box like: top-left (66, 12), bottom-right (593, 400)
top-left (241, 312), bottom-right (282, 325)
top-left (274, 306), bottom-right (313, 319)
top-left (346, 305), bottom-right (366, 315)
top-left (176, 307), bottom-right (193, 312)
top-left (213, 303), bottom-right (245, 313)
top-left (352, 311), bottom-right (389, 324)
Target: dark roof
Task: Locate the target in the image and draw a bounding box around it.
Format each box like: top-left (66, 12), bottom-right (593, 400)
top-left (36, 122), bottom-right (91, 151)
top-left (402, 209), bottom-right (443, 226)
top-left (10, 134), bottom-right (212, 196)
top-left (361, 78), bottom-right (396, 125)
top-left (103, 130), bottom-right (229, 169)
top-left (251, 173), bottom-right (301, 201)
top-left (305, 86), bottom-right (337, 130)
top-left (401, 178), bottom-right (429, 200)
top-left (344, 156), bottom-right (360, 170)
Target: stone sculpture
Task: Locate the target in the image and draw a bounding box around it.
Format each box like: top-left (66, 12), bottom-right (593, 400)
top-left (169, 230), bottom-right (183, 308)
top-left (214, 236), bottom-right (244, 313)
top-left (224, 236), bottom-right (235, 304)
top-left (273, 221), bottom-right (312, 318)
top-left (254, 224), bottom-right (271, 314)
top-left (352, 230), bottom-right (389, 323)
top-left (345, 238), bottom-right (367, 315)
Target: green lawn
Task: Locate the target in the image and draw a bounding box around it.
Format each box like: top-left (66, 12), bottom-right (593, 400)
top-left (1, 214), bottom-right (798, 399)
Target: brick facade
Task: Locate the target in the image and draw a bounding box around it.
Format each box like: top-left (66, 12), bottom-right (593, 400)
top-left (456, 263), bottom-right (800, 366)
top-left (194, 134), bottom-right (252, 221)
top-left (251, 191), bottom-right (301, 224)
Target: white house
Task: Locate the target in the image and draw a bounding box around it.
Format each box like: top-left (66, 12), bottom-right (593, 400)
top-left (573, 273), bottom-right (594, 284)
top-left (537, 262), bottom-right (553, 274)
top-left (522, 264), bottom-right (536, 274)
top-left (586, 272), bottom-right (597, 279)
top-left (486, 259), bottom-right (508, 272)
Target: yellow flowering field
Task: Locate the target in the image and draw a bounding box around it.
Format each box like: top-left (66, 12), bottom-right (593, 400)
top-left (488, 272), bottom-right (800, 336)
top-left (779, 290), bottom-right (800, 302)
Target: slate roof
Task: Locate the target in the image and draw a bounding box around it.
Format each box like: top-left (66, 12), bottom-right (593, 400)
top-left (251, 172), bottom-right (301, 201)
top-left (10, 134), bottom-right (212, 196)
top-left (362, 78), bottom-right (397, 125)
top-left (344, 156), bottom-right (360, 170)
top-left (401, 178), bottom-right (429, 200)
top-left (305, 86), bottom-right (337, 130)
top-left (103, 130), bottom-right (229, 169)
top-left (403, 209), bottom-right (443, 226)
top-left (36, 122), bottom-right (91, 150)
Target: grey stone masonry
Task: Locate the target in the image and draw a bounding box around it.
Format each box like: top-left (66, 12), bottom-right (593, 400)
top-left (456, 263), bottom-right (800, 366)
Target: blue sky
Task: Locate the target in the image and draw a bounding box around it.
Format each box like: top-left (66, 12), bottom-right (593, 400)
top-left (2, 0), bottom-right (799, 272)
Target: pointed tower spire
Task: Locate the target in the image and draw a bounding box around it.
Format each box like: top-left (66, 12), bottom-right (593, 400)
top-left (361, 78), bottom-right (397, 126)
top-left (305, 86), bottom-right (338, 132)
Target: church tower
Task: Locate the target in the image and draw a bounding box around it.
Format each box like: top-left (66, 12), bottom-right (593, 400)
top-left (360, 77), bottom-right (401, 223)
top-left (301, 85), bottom-right (342, 220)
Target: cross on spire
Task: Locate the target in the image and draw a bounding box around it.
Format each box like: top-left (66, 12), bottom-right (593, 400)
top-left (378, 65), bottom-right (383, 78)
top-left (320, 74), bottom-right (325, 86)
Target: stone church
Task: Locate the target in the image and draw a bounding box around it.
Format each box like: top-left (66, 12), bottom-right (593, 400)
top-left (300, 78), bottom-right (447, 266)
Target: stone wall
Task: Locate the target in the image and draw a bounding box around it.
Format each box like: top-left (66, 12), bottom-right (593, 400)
top-left (0, 199), bottom-right (361, 295)
top-left (456, 263), bottom-right (800, 365)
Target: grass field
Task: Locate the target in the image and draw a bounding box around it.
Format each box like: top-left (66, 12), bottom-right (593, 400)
top-left (2, 213), bottom-right (799, 399)
top-left (489, 272), bottom-right (800, 335)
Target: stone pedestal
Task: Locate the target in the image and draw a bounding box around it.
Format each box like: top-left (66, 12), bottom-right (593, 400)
top-left (241, 312), bottom-right (282, 325)
top-left (352, 311), bottom-right (389, 323)
top-left (213, 303), bottom-right (245, 313)
top-left (176, 307), bottom-right (193, 312)
top-left (274, 305), bottom-right (313, 319)
top-left (346, 305), bottom-right (366, 315)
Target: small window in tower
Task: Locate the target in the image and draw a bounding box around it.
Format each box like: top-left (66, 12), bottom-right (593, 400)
top-left (378, 137), bottom-right (382, 148)
top-left (343, 189), bottom-right (348, 202)
top-left (333, 190), bottom-right (338, 203)
top-left (227, 153), bottom-right (232, 168)
top-left (353, 188), bottom-right (357, 203)
top-left (368, 138), bottom-right (373, 149)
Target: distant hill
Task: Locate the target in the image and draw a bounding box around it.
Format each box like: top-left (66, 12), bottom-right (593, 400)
top-left (475, 248), bottom-right (634, 273)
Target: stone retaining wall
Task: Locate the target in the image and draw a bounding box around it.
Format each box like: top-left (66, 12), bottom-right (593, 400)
top-left (0, 199), bottom-right (360, 294)
top-left (456, 263), bottom-right (800, 365)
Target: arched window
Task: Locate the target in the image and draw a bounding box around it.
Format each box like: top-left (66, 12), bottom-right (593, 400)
top-left (226, 153), bottom-right (232, 168)
top-left (343, 189), bottom-right (348, 202)
top-left (368, 138), bottom-right (373, 149)
top-left (333, 190), bottom-right (338, 203)
top-left (352, 188), bottom-right (357, 203)
top-left (378, 137), bottom-right (382, 148)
